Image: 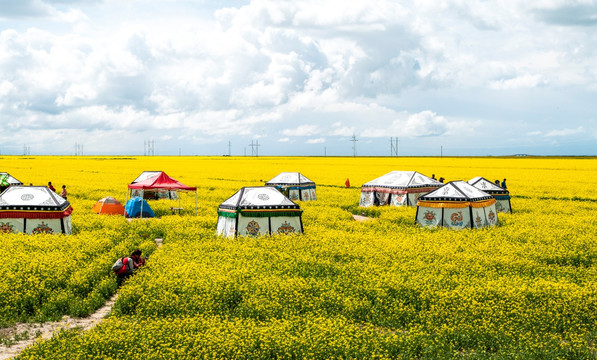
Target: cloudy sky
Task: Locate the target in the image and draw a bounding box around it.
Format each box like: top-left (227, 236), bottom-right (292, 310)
top-left (1, 0), bottom-right (596, 156)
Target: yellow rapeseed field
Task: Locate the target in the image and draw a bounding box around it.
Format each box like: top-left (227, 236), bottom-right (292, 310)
top-left (1, 155), bottom-right (597, 359)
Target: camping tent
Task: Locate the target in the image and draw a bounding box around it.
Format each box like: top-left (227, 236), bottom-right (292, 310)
top-left (124, 197), bottom-right (155, 218)
top-left (0, 172), bottom-right (23, 193)
top-left (0, 186), bottom-right (73, 234)
top-left (217, 186), bottom-right (303, 238)
top-left (467, 177), bottom-right (512, 213)
top-left (92, 197), bottom-right (126, 215)
top-left (360, 171), bottom-right (441, 207)
top-left (127, 171), bottom-right (197, 215)
top-left (415, 181), bottom-right (499, 229)
top-left (265, 172), bottom-right (316, 201)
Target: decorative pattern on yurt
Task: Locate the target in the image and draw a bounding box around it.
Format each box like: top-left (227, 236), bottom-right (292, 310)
top-left (217, 186), bottom-right (303, 238)
top-left (0, 186), bottom-right (73, 234)
top-left (467, 177), bottom-right (512, 213)
top-left (360, 171), bottom-right (441, 207)
top-left (415, 181), bottom-right (498, 229)
top-left (265, 172), bottom-right (316, 201)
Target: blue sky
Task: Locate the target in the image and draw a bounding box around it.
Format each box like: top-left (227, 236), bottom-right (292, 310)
top-left (0, 0), bottom-right (596, 156)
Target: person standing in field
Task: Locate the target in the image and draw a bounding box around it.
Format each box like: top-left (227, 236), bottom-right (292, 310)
top-left (61, 185), bottom-right (67, 200)
top-left (501, 178), bottom-right (507, 189)
top-left (495, 180), bottom-right (500, 185)
top-left (48, 181), bottom-right (56, 192)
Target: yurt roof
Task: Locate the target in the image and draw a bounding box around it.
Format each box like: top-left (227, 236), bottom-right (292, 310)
top-left (266, 172), bottom-right (314, 186)
top-left (467, 177), bottom-right (508, 194)
top-left (418, 181), bottom-right (493, 202)
top-left (219, 186), bottom-right (300, 211)
top-left (362, 171), bottom-right (440, 189)
top-left (131, 171), bottom-right (162, 184)
top-left (0, 186), bottom-right (71, 212)
top-left (0, 172), bottom-right (23, 185)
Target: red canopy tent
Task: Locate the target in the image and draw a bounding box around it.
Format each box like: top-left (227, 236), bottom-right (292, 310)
top-left (127, 172), bottom-right (197, 215)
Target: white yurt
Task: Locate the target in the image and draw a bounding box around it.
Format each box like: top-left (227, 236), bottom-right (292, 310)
top-left (415, 181), bottom-right (498, 229)
top-left (360, 171), bottom-right (441, 207)
top-left (265, 172), bottom-right (316, 201)
top-left (467, 177), bottom-right (512, 213)
top-left (217, 186), bottom-right (303, 238)
top-left (0, 186), bottom-right (73, 234)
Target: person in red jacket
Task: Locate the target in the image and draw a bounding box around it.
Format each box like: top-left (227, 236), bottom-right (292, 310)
top-left (115, 249), bottom-right (145, 286)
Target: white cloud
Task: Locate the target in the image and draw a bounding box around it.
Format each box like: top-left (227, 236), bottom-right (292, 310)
top-left (306, 138), bottom-right (325, 144)
top-left (545, 126), bottom-right (585, 137)
top-left (281, 124), bottom-right (320, 136)
top-left (0, 0), bottom-right (596, 155)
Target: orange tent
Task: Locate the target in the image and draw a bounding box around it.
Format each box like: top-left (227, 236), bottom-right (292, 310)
top-left (92, 197), bottom-right (125, 215)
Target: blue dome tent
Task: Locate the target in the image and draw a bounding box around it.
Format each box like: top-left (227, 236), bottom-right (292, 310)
top-left (125, 197), bottom-right (155, 218)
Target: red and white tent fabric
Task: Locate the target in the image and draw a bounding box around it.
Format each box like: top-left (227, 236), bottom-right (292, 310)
top-left (0, 186), bottom-right (73, 234)
top-left (127, 172), bottom-right (197, 215)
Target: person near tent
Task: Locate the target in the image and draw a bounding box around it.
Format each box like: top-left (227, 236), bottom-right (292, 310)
top-left (495, 179), bottom-right (500, 185)
top-left (438, 177), bottom-right (444, 183)
top-left (61, 185), bottom-right (67, 200)
top-left (501, 178), bottom-right (507, 189)
top-left (114, 249), bottom-right (146, 287)
top-left (431, 174), bottom-right (436, 180)
top-left (48, 181), bottom-right (56, 192)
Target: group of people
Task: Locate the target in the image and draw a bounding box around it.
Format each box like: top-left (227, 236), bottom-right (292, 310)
top-left (47, 181), bottom-right (67, 200)
top-left (431, 174), bottom-right (445, 183)
top-left (495, 179), bottom-right (507, 189)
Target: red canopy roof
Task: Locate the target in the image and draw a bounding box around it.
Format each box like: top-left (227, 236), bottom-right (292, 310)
top-left (127, 172), bottom-right (196, 191)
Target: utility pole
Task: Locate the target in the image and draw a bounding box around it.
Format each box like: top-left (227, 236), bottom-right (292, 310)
top-left (389, 137), bottom-right (399, 156)
top-left (228, 141), bottom-right (231, 156)
top-left (350, 134), bottom-right (358, 157)
top-left (248, 140), bottom-right (261, 157)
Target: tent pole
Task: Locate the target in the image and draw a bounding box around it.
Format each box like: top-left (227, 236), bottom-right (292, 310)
top-left (140, 193), bottom-right (143, 218)
top-left (178, 192), bottom-right (181, 215)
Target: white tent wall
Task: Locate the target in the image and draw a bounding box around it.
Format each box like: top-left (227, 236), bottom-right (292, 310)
top-left (237, 215), bottom-right (270, 237)
top-left (442, 208), bottom-right (471, 229)
top-left (390, 193), bottom-right (407, 206)
top-left (271, 216), bottom-right (302, 235)
top-left (495, 199), bottom-right (511, 213)
top-left (416, 207), bottom-right (442, 227)
top-left (217, 216), bottom-right (236, 238)
top-left (360, 191), bottom-right (374, 207)
top-left (0, 218), bottom-right (25, 233)
top-left (224, 214), bottom-right (303, 237)
top-left (25, 218), bottom-right (64, 234)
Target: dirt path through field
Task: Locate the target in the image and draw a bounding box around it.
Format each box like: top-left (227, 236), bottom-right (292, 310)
top-left (0, 238), bottom-right (163, 359)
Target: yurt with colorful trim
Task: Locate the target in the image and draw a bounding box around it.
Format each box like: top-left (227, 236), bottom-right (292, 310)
top-left (0, 172), bottom-right (23, 193)
top-left (360, 171), bottom-right (441, 207)
top-left (217, 186), bottom-right (303, 238)
top-left (92, 197), bottom-right (126, 216)
top-left (467, 177), bottom-right (512, 213)
top-left (0, 186), bottom-right (73, 234)
top-left (265, 172), bottom-right (316, 201)
top-left (415, 181), bottom-right (498, 229)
